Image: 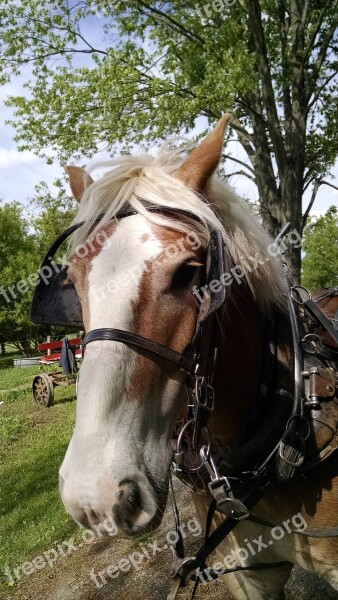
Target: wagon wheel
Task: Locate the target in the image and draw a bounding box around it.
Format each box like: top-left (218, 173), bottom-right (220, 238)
top-left (32, 373), bottom-right (54, 407)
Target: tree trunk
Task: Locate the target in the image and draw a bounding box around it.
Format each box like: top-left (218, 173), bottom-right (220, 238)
top-left (280, 161), bottom-right (304, 284)
top-left (19, 339), bottom-right (33, 357)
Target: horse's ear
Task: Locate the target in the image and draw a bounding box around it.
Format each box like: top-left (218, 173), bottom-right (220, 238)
top-left (65, 166), bottom-right (93, 203)
top-left (173, 113), bottom-right (231, 194)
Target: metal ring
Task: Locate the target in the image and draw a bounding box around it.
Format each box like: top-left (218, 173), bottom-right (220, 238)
top-left (285, 415), bottom-right (311, 441)
top-left (291, 285), bottom-right (311, 305)
top-left (194, 376), bottom-right (205, 400)
top-left (176, 421), bottom-right (211, 473)
top-left (301, 333), bottom-right (323, 354)
top-left (176, 418), bottom-right (195, 453)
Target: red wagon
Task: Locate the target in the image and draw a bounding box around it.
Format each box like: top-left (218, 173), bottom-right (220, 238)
top-left (32, 338), bottom-right (82, 407)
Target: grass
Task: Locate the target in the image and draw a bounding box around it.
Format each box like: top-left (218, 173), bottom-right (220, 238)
top-left (0, 350), bottom-right (81, 589)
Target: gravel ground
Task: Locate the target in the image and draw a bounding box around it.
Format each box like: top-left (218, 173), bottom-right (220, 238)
top-left (3, 480), bottom-right (338, 600)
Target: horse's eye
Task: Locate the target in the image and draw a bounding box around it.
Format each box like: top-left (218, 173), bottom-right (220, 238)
top-left (171, 263), bottom-right (197, 289)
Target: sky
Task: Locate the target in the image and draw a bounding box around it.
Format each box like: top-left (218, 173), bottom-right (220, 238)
top-left (1, 15), bottom-right (337, 219)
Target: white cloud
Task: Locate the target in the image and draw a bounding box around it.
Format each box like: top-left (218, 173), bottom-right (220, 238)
top-left (0, 83), bottom-right (23, 102)
top-left (0, 147), bottom-right (41, 168)
top-left (0, 149), bottom-right (63, 204)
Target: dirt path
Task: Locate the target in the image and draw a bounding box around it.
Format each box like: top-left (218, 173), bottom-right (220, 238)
top-left (4, 481), bottom-right (337, 600)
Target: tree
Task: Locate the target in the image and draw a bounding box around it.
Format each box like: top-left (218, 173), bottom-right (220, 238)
top-left (0, 197), bottom-right (76, 355)
top-left (0, 202), bottom-right (40, 354)
top-left (302, 206), bottom-right (338, 290)
top-left (29, 180), bottom-right (76, 253)
top-left (2, 1), bottom-right (338, 281)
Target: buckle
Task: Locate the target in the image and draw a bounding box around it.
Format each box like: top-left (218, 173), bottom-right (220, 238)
top-left (208, 479), bottom-right (250, 520)
top-left (201, 449), bottom-right (250, 521)
top-left (194, 376), bottom-right (215, 411)
top-left (191, 377), bottom-right (215, 448)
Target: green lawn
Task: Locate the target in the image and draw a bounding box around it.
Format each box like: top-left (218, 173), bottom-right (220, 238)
top-left (0, 351), bottom-right (81, 590)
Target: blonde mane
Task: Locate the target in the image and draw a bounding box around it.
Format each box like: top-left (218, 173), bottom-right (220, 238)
top-left (70, 144), bottom-right (286, 313)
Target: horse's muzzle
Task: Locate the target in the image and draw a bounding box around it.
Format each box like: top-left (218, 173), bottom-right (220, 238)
top-left (59, 471), bottom-right (160, 537)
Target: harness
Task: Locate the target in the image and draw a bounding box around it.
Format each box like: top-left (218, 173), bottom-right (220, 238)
top-left (167, 242), bottom-right (338, 599)
top-left (30, 213), bottom-right (338, 599)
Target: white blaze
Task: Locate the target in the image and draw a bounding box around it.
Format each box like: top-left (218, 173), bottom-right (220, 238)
top-left (61, 215), bottom-right (162, 492)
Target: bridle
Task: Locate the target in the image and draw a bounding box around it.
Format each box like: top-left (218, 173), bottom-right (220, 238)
top-left (31, 206), bottom-right (225, 453)
top-left (83, 328), bottom-right (197, 372)
top-left (31, 212), bottom-right (338, 600)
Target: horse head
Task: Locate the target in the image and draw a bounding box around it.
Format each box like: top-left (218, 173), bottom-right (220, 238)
top-left (58, 115), bottom-right (283, 537)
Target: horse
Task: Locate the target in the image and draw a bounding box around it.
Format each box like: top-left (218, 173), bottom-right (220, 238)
top-left (31, 115), bottom-right (338, 599)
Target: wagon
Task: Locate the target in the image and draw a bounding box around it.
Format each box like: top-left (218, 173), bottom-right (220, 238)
top-left (32, 338), bottom-right (82, 407)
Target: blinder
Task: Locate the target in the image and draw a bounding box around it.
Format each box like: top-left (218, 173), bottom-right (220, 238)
top-left (31, 222), bottom-right (84, 327)
top-left (30, 209), bottom-right (226, 371)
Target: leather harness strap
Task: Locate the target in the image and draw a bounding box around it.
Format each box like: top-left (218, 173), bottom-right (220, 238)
top-left (248, 513), bottom-right (338, 538)
top-left (303, 298), bottom-right (338, 344)
top-left (82, 328), bottom-right (197, 372)
top-left (168, 485), bottom-right (289, 600)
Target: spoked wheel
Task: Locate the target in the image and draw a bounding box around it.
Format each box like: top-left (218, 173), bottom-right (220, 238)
top-left (32, 374), bottom-right (54, 407)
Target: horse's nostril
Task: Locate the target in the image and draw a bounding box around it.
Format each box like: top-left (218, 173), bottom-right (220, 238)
top-left (115, 489), bottom-right (125, 501)
top-left (112, 480), bottom-right (145, 529)
top-left (128, 481), bottom-right (142, 509)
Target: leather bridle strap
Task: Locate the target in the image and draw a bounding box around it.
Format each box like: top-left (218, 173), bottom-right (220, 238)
top-left (82, 328), bottom-right (197, 372)
top-left (303, 298), bottom-right (338, 344)
top-left (247, 513), bottom-right (338, 538)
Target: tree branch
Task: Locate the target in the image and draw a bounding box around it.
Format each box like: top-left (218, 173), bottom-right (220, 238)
top-left (226, 170), bottom-right (256, 182)
top-left (300, 0), bottom-right (310, 34)
top-left (307, 71), bottom-right (338, 112)
top-left (302, 0), bottom-right (333, 69)
top-left (302, 178), bottom-right (321, 232)
top-left (321, 180), bottom-right (338, 193)
top-left (302, 178), bottom-right (338, 232)
top-left (305, 16), bottom-right (338, 102)
top-left (222, 153), bottom-right (255, 174)
top-left (135, 1), bottom-right (205, 45)
top-left (227, 113), bottom-right (254, 144)
top-left (278, 2), bottom-right (292, 127)
top-left (247, 0), bottom-right (287, 176)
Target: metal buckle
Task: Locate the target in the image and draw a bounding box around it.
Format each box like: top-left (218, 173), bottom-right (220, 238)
top-left (208, 480), bottom-right (250, 520)
top-left (194, 376), bottom-right (215, 411)
top-left (191, 377), bottom-right (215, 448)
top-left (301, 333), bottom-right (324, 355)
top-left (200, 448), bottom-right (250, 521)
